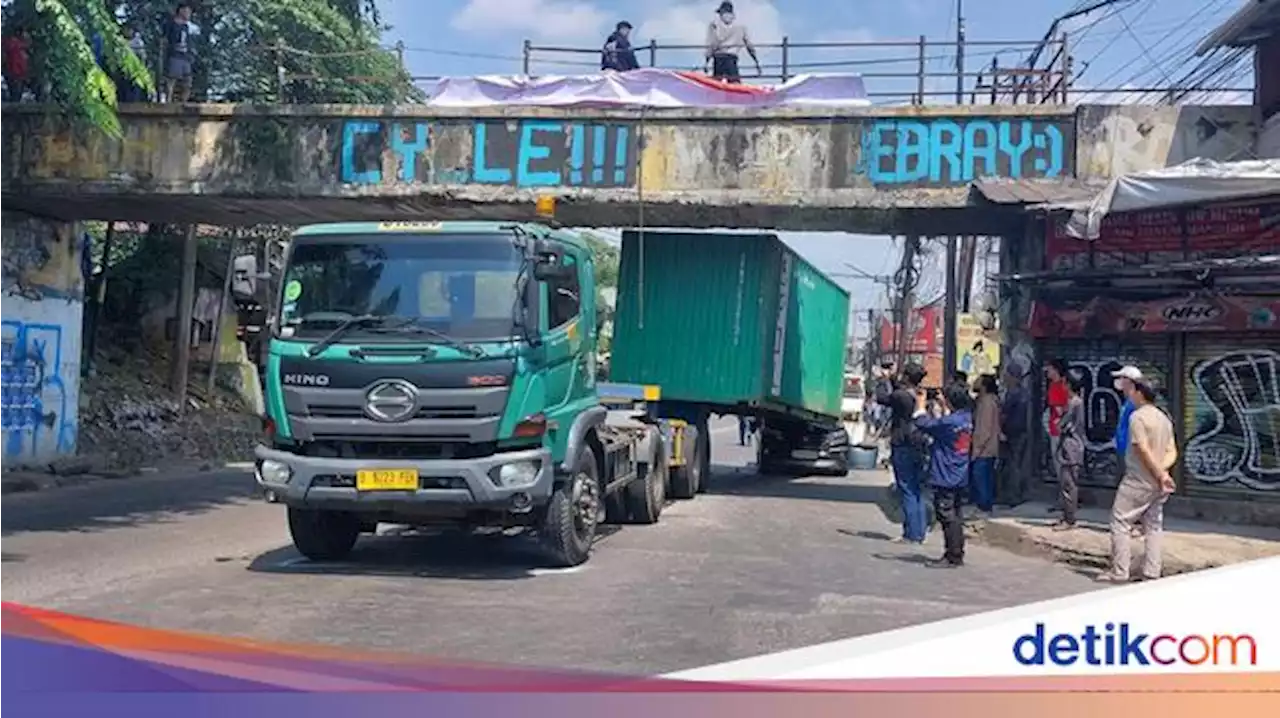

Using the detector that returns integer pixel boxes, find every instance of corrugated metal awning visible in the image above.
[1196,0,1280,55]
[969,177,1105,208]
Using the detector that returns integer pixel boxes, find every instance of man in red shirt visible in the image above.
[1044,359,1070,511]
[2,27,32,102]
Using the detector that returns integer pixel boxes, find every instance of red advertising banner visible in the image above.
[1044,199,1280,271]
[1029,295,1280,338]
[880,305,940,355]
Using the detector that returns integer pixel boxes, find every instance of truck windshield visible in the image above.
[279,234,524,342]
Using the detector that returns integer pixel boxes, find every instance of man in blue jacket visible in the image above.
[916,382,974,568]
[1113,365,1141,462]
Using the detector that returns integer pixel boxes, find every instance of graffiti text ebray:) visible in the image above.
[860,118,1067,186]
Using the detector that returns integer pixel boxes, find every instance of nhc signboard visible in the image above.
[1029,295,1280,338]
[880,305,940,355]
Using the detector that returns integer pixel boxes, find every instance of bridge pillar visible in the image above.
[1,213,86,466]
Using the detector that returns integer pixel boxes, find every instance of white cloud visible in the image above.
[451,0,609,43]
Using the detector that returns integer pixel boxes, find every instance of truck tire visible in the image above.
[695,420,712,493]
[540,448,600,567]
[288,508,360,561]
[626,437,667,524]
[669,426,701,499]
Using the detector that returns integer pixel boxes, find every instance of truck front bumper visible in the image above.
[253,444,555,514]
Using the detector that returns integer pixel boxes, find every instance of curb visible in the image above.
[1,461,253,496]
[974,519,1202,576]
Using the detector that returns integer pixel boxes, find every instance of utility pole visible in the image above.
[171,224,198,412]
[943,235,959,380]
[955,0,966,104]
[894,236,921,370]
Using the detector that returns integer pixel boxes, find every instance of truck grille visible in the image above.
[307,404,481,420]
[299,439,500,461]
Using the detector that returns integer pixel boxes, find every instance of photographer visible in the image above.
[914,382,975,568]
[877,362,929,544]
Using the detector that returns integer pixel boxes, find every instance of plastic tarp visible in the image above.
[1064,158,1280,240]
[424,68,870,108]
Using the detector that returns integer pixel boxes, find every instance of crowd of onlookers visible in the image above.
[601,2,762,83]
[2,3,198,104]
[870,356,1178,580]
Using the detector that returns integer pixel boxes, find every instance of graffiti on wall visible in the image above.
[472,120,636,188]
[340,120,433,185]
[1,320,76,459]
[1046,356,1168,486]
[1184,349,1280,492]
[857,118,1069,186]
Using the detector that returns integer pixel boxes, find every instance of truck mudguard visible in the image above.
[559,404,608,474]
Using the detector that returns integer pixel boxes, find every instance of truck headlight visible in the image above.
[258,459,292,485]
[490,460,540,489]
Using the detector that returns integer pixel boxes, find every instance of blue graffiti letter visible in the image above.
[962,120,998,180]
[341,121,382,184]
[894,121,929,184]
[861,121,898,184]
[928,120,963,184]
[473,122,512,184]
[390,122,429,183]
[517,120,563,187]
[998,121,1034,179]
[1033,125,1064,177]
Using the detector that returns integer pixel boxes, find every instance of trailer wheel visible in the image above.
[540,448,600,567]
[626,435,667,524]
[288,508,360,561]
[669,426,701,499]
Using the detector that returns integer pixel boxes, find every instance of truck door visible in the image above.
[542,253,590,414]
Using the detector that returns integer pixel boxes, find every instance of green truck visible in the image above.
[253,218,849,567]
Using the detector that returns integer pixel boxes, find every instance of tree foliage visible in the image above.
[6,0,417,137]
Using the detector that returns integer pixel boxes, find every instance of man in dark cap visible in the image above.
[705,2,760,83]
[602,21,640,72]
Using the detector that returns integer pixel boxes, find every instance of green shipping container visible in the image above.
[610,231,850,420]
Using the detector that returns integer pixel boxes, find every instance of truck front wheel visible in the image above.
[540,449,600,567]
[288,508,360,561]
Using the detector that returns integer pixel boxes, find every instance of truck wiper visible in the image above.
[303,313,387,357]
[366,318,486,358]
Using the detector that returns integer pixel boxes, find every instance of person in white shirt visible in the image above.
[704,2,760,83]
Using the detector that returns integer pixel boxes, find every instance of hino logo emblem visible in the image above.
[282,373,330,386]
[365,380,419,422]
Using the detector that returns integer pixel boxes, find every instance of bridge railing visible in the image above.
[522,36,1075,105]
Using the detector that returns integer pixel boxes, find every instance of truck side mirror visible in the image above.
[532,240,573,281]
[232,254,258,298]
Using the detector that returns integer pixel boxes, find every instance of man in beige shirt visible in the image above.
[1098,370,1177,583]
[705,2,761,83]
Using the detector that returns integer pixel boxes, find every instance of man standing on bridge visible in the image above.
[705,2,760,83]
[162,3,197,103]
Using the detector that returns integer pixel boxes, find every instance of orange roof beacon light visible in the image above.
[535,195,556,220]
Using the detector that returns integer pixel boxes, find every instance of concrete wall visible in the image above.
[2,103,1259,233]
[1,213,85,467]
[1075,104,1258,179]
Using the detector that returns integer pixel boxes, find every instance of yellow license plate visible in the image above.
[356,469,419,491]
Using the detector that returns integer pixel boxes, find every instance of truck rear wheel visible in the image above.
[669,426,702,499]
[540,448,600,567]
[288,508,360,561]
[626,437,667,524]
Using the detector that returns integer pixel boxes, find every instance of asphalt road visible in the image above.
[2,417,1099,675]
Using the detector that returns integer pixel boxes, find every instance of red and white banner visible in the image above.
[1029,295,1280,338]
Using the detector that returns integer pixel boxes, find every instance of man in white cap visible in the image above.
[1097,366,1177,583]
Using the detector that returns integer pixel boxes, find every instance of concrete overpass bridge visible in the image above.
[0,98,1263,467]
[0,102,1260,235]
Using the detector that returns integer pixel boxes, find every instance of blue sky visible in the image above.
[375,0,1251,329]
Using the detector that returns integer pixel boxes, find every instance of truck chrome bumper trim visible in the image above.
[253,444,554,508]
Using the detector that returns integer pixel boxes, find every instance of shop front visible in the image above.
[1028,192,1280,500]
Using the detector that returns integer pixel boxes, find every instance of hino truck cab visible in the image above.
[254,219,675,567]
